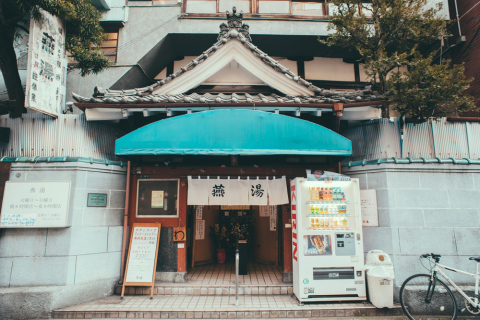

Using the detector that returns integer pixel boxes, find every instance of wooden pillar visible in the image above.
[282,206,293,274]
[177,177,188,273]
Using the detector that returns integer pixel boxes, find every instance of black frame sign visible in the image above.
[87,193,107,207]
[136,179,179,217]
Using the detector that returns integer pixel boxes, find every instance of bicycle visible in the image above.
[400,253,480,320]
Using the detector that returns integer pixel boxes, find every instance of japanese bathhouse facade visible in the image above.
[72,8,373,284]
[3,0,480,319]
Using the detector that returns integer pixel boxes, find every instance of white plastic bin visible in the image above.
[365,250,394,308]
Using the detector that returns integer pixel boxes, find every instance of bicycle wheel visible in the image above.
[400,274,457,320]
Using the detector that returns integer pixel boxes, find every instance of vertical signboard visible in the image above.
[121,223,161,299]
[25,7,67,117]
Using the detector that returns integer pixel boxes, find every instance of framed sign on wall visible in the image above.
[136,179,179,217]
[0,181,71,228]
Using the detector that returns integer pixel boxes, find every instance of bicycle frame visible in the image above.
[431,261,480,309]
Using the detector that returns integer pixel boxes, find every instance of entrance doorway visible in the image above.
[187,205,283,282]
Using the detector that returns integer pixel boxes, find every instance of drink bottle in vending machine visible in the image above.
[290,178,366,302]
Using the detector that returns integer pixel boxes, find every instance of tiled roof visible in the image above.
[72,7,379,105]
[72,90,378,105]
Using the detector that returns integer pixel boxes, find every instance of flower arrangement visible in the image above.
[209,223,227,249]
[226,212,254,245]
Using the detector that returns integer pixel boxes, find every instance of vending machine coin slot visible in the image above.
[335,232,355,256]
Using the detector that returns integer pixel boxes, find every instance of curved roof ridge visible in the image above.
[85,7,324,99]
[72,7,378,105]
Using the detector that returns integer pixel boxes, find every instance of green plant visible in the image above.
[321,0,476,118]
[209,224,227,249]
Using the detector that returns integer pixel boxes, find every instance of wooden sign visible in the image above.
[173,227,186,242]
[221,205,250,210]
[121,223,161,299]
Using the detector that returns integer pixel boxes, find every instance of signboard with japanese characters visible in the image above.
[269,205,277,231]
[249,179,267,205]
[259,206,269,217]
[25,8,67,117]
[195,206,203,220]
[151,191,164,208]
[270,215,277,231]
[188,176,289,206]
[360,189,379,227]
[0,181,71,228]
[195,220,205,240]
[122,223,161,298]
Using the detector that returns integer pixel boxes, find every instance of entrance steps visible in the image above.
[52,295,404,319]
[52,263,404,318]
[114,282,293,296]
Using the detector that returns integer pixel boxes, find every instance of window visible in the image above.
[100,32,119,63]
[67,31,119,65]
[184,0,328,16]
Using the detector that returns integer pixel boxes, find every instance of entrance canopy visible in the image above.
[115,110,351,156]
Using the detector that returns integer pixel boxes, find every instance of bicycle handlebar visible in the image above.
[421,253,441,262]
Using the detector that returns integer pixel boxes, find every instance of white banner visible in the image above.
[249,177,268,206]
[208,177,229,205]
[267,176,289,205]
[187,176,209,205]
[187,176,288,206]
[228,177,250,205]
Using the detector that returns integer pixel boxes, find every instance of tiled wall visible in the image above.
[0,162,126,287]
[343,163,480,286]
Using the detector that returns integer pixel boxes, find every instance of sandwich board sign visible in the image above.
[121,223,161,299]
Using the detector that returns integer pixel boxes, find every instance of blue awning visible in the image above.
[115,110,351,156]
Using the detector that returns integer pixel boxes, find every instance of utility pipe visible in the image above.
[119,160,131,284]
[453,0,462,37]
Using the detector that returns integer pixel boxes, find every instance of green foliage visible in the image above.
[209,224,228,249]
[1,0,110,76]
[322,0,476,119]
[387,55,475,120]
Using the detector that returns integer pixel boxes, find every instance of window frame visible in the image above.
[182,0,330,17]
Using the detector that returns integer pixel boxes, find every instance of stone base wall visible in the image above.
[0,162,126,319]
[342,163,480,288]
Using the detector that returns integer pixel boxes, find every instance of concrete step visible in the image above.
[52,295,404,319]
[115,283,293,296]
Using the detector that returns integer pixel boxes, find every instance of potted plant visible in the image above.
[209,224,227,264]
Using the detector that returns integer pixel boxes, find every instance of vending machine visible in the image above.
[290,178,366,302]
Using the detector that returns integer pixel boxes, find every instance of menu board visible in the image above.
[0,181,71,228]
[122,223,161,298]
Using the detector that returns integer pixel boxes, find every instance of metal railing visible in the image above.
[235,247,239,306]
